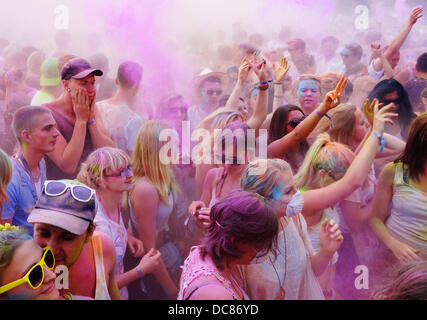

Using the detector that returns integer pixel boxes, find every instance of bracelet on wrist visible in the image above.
[315,110,334,128]
[372,132,386,152]
[88,119,95,125]
[258,83,269,91]
[259,81,269,85]
[136,266,144,278]
[315,110,324,118]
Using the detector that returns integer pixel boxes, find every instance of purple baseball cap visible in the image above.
[61,57,103,80]
[28,180,96,235]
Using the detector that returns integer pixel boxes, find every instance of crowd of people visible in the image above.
[0,5,426,300]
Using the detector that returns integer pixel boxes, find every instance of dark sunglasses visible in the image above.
[380,97,401,106]
[204,89,223,96]
[288,115,307,128]
[104,165,133,178]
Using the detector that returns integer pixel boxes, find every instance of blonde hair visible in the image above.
[77,147,131,190]
[197,107,243,132]
[132,120,179,205]
[241,158,292,201]
[319,72,342,93]
[0,149,12,213]
[295,133,355,189]
[197,107,244,162]
[314,103,357,149]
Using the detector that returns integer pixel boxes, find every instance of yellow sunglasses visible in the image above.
[0,247,55,294]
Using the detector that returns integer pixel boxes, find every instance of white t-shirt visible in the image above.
[97,101,146,155]
[368,60,385,81]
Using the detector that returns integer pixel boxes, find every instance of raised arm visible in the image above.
[373,6,423,72]
[272,58,291,111]
[356,98,405,158]
[302,100,398,217]
[245,55,270,130]
[225,57,251,110]
[268,76,348,158]
[371,43,395,77]
[46,89,89,174]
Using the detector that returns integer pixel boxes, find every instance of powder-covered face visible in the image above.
[297,80,320,113]
[268,171,296,218]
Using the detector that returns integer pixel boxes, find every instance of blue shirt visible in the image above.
[1,156,47,236]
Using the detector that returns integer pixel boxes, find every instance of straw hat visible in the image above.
[192,68,228,104]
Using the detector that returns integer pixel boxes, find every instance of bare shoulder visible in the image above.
[132,179,159,199]
[206,167,221,182]
[190,284,235,300]
[380,162,397,183]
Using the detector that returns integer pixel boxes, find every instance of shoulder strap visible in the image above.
[394,162,404,185]
[120,192,131,230]
[91,233,111,300]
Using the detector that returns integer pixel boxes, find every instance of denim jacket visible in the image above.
[1,157,47,236]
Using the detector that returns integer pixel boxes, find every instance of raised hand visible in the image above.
[272,58,290,83]
[370,42,382,56]
[323,75,348,111]
[319,219,343,254]
[238,57,251,83]
[71,88,90,123]
[248,53,270,82]
[372,100,398,136]
[363,98,383,126]
[408,6,423,26]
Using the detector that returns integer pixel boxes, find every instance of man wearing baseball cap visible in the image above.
[28,180,121,299]
[339,42,367,79]
[43,57,114,180]
[30,57,62,106]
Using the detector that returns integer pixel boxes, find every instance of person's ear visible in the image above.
[21,130,31,144]
[95,177,105,189]
[317,169,329,186]
[62,80,71,93]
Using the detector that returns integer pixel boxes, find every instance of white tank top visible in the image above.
[385,162,427,251]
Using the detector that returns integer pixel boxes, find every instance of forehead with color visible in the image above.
[298,79,320,90]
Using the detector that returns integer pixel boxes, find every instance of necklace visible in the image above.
[215,270,244,300]
[269,217,287,299]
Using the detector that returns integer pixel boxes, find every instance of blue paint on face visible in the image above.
[297,80,319,101]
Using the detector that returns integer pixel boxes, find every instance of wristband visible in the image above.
[88,119,95,125]
[315,110,334,128]
[136,266,144,278]
[259,81,269,85]
[372,132,386,152]
[324,113,334,129]
[258,84,269,91]
[315,110,324,118]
